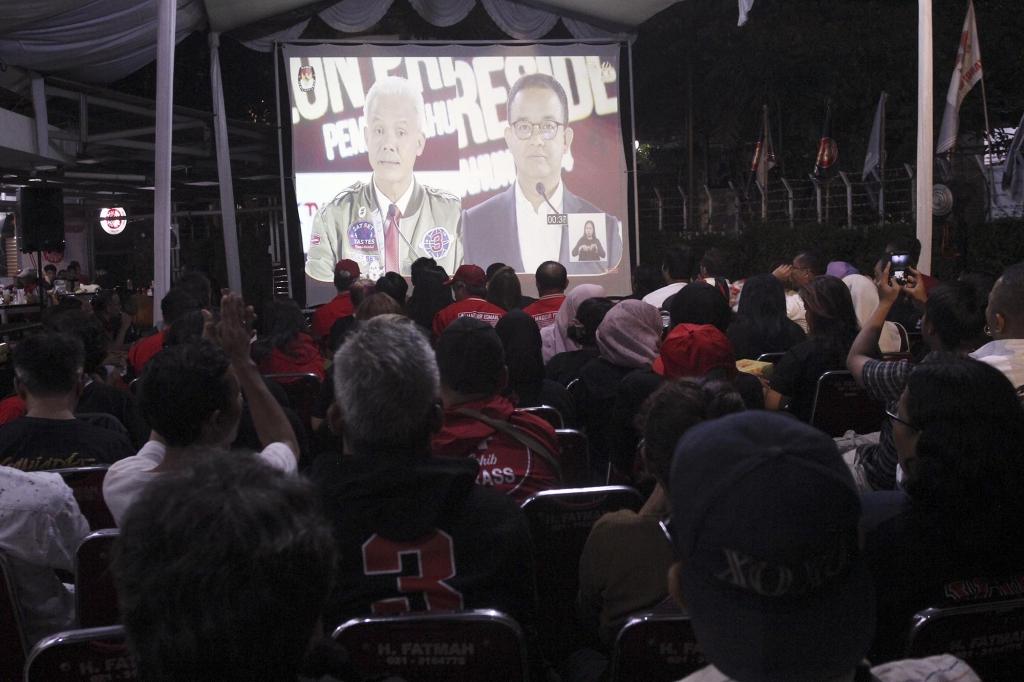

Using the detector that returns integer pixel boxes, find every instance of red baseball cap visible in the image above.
[652,323,736,379]
[444,264,486,288]
[335,259,361,280]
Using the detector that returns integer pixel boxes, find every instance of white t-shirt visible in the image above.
[970,338,1024,390]
[642,282,686,310]
[677,655,979,682]
[103,440,297,526]
[785,290,809,333]
[0,466,90,645]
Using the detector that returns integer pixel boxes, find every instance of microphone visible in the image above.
[535,182,561,216]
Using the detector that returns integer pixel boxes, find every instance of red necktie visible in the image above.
[385,204,401,273]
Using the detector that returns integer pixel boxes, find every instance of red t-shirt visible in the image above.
[0,395,26,425]
[432,395,560,502]
[432,298,506,338]
[256,334,325,381]
[127,330,166,377]
[312,292,355,340]
[521,294,565,329]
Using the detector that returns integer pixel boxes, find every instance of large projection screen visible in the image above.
[283,42,634,304]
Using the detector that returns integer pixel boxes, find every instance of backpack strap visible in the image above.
[454,407,562,481]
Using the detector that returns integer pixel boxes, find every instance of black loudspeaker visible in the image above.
[16,186,65,253]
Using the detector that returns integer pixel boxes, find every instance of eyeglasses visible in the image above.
[511,120,563,140]
[885,407,917,430]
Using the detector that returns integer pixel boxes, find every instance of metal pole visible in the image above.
[152,0,176,326]
[703,184,713,232]
[810,175,823,224]
[839,171,854,230]
[209,32,243,294]
[653,187,663,232]
[905,163,916,223]
[780,177,794,228]
[273,42,294,299]
[917,0,934,274]
[677,184,687,232]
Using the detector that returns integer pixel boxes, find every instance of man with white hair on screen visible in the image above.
[305,75,463,282]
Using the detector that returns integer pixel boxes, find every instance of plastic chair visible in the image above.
[332,609,528,682]
[75,530,120,628]
[515,405,564,429]
[24,625,134,681]
[609,610,706,682]
[261,372,321,434]
[809,370,885,437]
[520,486,644,660]
[0,552,29,682]
[52,467,115,531]
[906,596,1024,682]
[554,428,590,487]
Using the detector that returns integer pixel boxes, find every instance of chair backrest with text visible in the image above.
[809,370,885,437]
[25,625,135,681]
[53,466,114,530]
[521,486,644,659]
[0,552,28,682]
[332,609,527,682]
[609,610,706,682]
[906,598,1024,682]
[75,530,120,628]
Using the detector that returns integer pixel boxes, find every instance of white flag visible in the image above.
[863,92,887,181]
[936,0,983,154]
[738,0,755,26]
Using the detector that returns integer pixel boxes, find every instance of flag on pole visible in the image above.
[813,100,839,180]
[1002,111,1024,201]
[750,106,776,190]
[738,0,755,26]
[863,92,887,181]
[936,0,983,154]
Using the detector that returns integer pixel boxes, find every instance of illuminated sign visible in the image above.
[99,207,127,235]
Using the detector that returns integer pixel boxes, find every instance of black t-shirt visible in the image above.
[313,454,536,630]
[726,317,806,361]
[0,416,134,470]
[545,348,599,387]
[769,336,850,422]
[78,381,149,449]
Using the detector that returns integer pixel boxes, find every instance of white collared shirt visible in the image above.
[0,466,90,645]
[970,338,1024,389]
[515,180,564,273]
[373,177,415,218]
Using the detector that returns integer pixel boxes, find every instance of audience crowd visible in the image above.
[0,240,1020,682]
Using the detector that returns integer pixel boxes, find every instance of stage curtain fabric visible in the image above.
[317,0,395,32]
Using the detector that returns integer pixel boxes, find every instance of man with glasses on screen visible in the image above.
[305,76,463,282]
[462,73,621,276]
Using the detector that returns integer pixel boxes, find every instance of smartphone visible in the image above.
[889,252,910,285]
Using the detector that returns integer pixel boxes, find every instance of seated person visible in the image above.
[432,317,561,502]
[313,315,536,629]
[864,356,1024,662]
[113,455,341,682]
[766,275,859,422]
[253,299,325,381]
[667,411,981,682]
[970,261,1024,391]
[0,465,89,645]
[127,288,200,377]
[47,309,149,448]
[495,310,575,424]
[375,271,409,307]
[541,283,606,366]
[432,265,506,338]
[578,378,744,649]
[522,261,568,329]
[103,293,299,525]
[726,273,805,360]
[311,259,360,341]
[0,333,134,470]
[545,295,613,386]
[847,271,985,491]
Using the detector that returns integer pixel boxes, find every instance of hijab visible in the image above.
[596,299,663,369]
[541,283,605,363]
